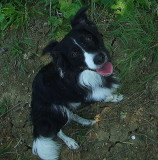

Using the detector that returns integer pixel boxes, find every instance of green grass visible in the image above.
[0,142,16,158]
[1,0,157,88]
[90,0,158,89]
[1,0,157,86]
[11,39,35,72]
[0,97,10,115]
[0,1,43,31]
[114,11,158,88]
[1,39,35,75]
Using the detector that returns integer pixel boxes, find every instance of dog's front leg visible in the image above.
[89,87,123,103]
[104,94,123,103]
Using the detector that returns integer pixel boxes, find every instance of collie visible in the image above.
[31,6,123,160]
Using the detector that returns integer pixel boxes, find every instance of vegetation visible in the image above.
[103,0,158,89]
[1,0,157,88]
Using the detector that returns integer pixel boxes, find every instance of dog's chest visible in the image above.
[79,70,103,88]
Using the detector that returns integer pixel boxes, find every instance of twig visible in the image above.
[0,152,16,157]
[14,138,22,148]
[142,118,156,128]
[120,141,134,145]
[108,149,129,159]
[135,134,158,146]
[101,116,120,121]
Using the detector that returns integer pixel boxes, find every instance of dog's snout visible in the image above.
[94,53,105,65]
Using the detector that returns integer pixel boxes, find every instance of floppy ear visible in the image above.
[43,41,67,77]
[54,53,67,78]
[71,6,91,28]
[42,40,58,55]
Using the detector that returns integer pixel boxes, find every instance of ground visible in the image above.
[0,20,158,160]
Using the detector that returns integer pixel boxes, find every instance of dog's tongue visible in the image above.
[96,62,113,75]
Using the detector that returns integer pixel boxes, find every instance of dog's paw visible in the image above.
[111,94,123,103]
[66,138,80,150]
[82,120,96,126]
[90,120,97,125]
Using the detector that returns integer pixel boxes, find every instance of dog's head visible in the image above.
[43,6,113,77]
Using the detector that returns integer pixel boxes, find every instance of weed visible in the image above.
[1,38,35,75]
[0,97,10,115]
[10,40,29,73]
[139,72,158,88]
[0,142,16,158]
[1,0,157,87]
[47,0,83,39]
[0,1,43,31]
[93,0,158,90]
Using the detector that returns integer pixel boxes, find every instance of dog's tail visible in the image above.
[32,136,61,160]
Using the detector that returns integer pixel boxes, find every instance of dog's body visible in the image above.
[31,7,123,160]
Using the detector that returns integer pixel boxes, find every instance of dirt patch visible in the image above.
[60,88,158,160]
[1,57,158,160]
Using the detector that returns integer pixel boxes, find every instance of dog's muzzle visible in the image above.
[93,53,105,65]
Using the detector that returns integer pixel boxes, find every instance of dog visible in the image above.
[31,6,123,160]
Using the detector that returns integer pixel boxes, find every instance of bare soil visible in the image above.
[0,21,158,160]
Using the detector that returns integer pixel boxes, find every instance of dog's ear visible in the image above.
[54,54,67,78]
[42,41,58,55]
[71,6,90,28]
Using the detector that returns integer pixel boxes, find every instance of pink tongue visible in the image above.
[96,62,113,75]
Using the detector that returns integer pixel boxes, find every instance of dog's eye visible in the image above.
[71,47,80,57]
[85,34,93,41]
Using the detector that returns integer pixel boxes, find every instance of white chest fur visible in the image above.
[79,70,103,88]
[79,70,119,101]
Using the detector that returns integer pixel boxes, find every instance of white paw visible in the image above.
[89,120,96,126]
[82,120,96,126]
[111,94,123,103]
[65,138,80,150]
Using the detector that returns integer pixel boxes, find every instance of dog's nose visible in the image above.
[94,53,105,65]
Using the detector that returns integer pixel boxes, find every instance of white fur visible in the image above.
[109,94,124,102]
[72,38,98,69]
[58,68,64,78]
[72,38,85,52]
[68,102,81,110]
[32,136,60,160]
[55,106,96,126]
[57,130,79,150]
[90,87,113,101]
[79,70,122,102]
[84,52,96,69]
[71,114,96,126]
[79,70,103,88]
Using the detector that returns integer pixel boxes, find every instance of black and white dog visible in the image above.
[31,7,123,160]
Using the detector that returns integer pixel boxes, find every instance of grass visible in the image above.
[87,1,158,92]
[0,142,16,158]
[95,1,158,91]
[114,11,158,89]
[1,37,36,75]
[0,97,10,116]
[0,1,43,32]
[1,0,156,84]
